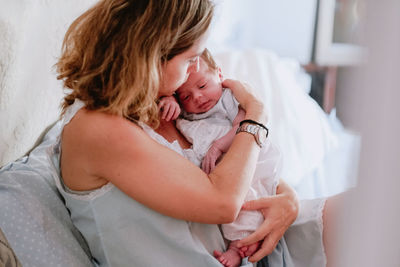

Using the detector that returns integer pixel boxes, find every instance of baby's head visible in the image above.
[176,49,223,114]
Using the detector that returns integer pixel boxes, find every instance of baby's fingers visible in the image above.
[158,102,168,119]
[165,104,177,121]
[201,156,215,174]
[161,103,171,120]
[201,157,210,174]
[171,104,181,120]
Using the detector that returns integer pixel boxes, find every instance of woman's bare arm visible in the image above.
[61,80,267,225]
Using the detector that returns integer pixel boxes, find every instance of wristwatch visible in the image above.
[236,122,268,148]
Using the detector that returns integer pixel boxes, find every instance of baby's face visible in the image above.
[176,59,223,114]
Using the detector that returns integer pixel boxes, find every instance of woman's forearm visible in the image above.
[209,130,263,220]
[208,105,266,220]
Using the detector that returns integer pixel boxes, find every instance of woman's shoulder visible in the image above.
[61,109,147,190]
[63,108,148,155]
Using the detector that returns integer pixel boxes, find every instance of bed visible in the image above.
[0,1,360,266]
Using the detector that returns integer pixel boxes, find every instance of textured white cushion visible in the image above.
[0,0,97,167]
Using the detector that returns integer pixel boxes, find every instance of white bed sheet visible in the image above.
[214,49,359,198]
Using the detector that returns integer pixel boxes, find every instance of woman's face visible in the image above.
[159,34,209,97]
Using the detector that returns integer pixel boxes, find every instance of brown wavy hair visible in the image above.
[56,0,214,127]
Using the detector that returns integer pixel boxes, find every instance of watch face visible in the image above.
[236,123,268,147]
[257,127,268,147]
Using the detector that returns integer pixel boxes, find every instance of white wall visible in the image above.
[332,1,400,266]
[208,0,317,64]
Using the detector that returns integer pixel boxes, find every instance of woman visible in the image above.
[55,0,333,266]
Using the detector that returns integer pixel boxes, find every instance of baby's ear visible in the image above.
[218,67,223,81]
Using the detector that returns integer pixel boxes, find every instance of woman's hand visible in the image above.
[236,180,299,262]
[222,79,267,124]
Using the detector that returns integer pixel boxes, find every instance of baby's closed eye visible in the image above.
[199,83,207,89]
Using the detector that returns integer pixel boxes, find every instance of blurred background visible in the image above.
[0,0,398,265]
[207,0,400,266]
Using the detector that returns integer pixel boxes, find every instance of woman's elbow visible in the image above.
[216,197,242,224]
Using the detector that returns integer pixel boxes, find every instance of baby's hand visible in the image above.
[158,96,181,121]
[201,145,223,174]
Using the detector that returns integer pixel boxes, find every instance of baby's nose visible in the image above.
[193,92,203,102]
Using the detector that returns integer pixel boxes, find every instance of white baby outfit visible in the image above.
[177,89,281,240]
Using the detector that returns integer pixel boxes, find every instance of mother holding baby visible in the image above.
[55,0,339,266]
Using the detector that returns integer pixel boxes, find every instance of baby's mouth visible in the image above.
[198,100,212,110]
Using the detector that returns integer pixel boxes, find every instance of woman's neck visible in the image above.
[155,119,191,149]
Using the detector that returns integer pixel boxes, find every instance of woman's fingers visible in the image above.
[237,219,273,247]
[244,190,298,225]
[222,79,254,110]
[242,196,274,211]
[222,78,266,124]
[238,223,287,262]
[248,231,281,262]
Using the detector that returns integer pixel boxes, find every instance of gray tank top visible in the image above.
[52,99,229,267]
[52,100,327,267]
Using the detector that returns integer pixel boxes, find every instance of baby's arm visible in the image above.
[158,95,181,121]
[202,108,246,174]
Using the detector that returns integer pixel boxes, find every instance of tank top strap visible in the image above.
[62,99,86,127]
